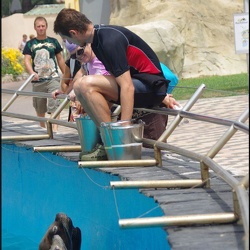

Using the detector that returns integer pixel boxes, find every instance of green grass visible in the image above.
[171,73,249,100]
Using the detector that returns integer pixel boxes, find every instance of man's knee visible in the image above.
[74,76,94,95]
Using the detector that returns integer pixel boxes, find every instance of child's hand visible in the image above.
[165,94,181,109]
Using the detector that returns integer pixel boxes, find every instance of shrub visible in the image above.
[1,48,24,78]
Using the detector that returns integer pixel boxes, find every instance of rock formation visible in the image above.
[109,0,248,78]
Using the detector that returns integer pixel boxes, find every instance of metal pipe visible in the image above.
[50,93,71,119]
[202,156,239,189]
[206,125,238,159]
[206,108,249,159]
[119,213,237,228]
[2,111,77,129]
[234,122,249,134]
[33,145,81,152]
[233,184,249,250]
[155,141,204,162]
[112,105,121,116]
[234,185,249,232]
[2,74,34,111]
[110,179,203,189]
[2,111,50,123]
[152,142,244,192]
[1,89,68,99]
[239,173,249,189]
[154,141,240,190]
[46,117,77,128]
[158,83,206,142]
[188,110,247,131]
[141,107,248,134]
[78,159,158,168]
[2,134,50,141]
[234,108,249,134]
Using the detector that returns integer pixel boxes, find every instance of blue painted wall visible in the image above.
[2,144,170,250]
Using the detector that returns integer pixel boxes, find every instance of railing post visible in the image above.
[232,190,241,224]
[200,162,210,188]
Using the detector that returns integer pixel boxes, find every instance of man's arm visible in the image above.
[62,66,85,94]
[115,70,135,121]
[56,52,65,75]
[23,54,39,81]
[60,65,71,93]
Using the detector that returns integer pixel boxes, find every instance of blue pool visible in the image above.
[2,144,171,250]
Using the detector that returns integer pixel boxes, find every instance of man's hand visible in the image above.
[31,72,39,81]
[52,89,63,99]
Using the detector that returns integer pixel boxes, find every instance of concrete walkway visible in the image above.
[167,95,249,177]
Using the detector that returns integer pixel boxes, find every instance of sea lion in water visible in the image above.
[39,213,81,250]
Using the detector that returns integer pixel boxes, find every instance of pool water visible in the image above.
[2,144,171,250]
[2,230,37,250]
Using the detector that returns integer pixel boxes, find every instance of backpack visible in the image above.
[160,62,178,94]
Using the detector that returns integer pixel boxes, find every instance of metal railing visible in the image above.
[2,74,77,141]
[1,76,249,249]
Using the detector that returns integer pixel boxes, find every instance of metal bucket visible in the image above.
[100,120,144,160]
[107,120,144,145]
[112,143,142,160]
[76,116,101,153]
[99,126,115,160]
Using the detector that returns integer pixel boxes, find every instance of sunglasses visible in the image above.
[76,47,86,57]
[70,46,86,59]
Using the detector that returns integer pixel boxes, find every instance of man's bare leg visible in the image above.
[73,75,118,128]
[37,112,46,128]
[73,75,120,160]
[51,114,60,132]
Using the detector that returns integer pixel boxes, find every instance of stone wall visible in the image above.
[109,0,248,78]
[127,20,185,78]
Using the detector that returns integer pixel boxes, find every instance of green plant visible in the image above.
[1,47,24,77]
[172,73,249,100]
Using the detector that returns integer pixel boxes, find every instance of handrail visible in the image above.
[206,109,249,159]
[159,83,206,142]
[142,108,249,133]
[2,88,68,99]
[1,111,77,129]
[1,79,249,249]
[1,76,76,138]
[2,74,35,111]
